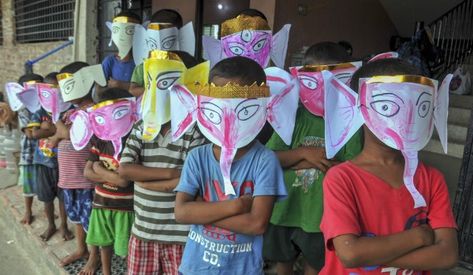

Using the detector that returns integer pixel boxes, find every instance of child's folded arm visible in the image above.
[331,224,434,269]
[128,83,144,97]
[275,147,335,172]
[118,164,180,181]
[386,227,458,270]
[32,121,55,139]
[135,178,179,192]
[84,161,106,183]
[92,161,129,187]
[174,192,251,225]
[212,195,276,235]
[53,120,70,140]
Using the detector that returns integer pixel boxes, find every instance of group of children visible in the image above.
[8,7,458,275]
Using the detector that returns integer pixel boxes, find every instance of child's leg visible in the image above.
[80,244,100,275]
[276,262,296,275]
[40,201,56,241]
[100,246,113,275]
[293,231,324,275]
[58,197,74,241]
[263,224,300,275]
[77,189,100,275]
[36,165,57,241]
[21,196,34,224]
[20,165,35,224]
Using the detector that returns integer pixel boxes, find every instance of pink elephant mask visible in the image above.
[70,99,138,159]
[323,72,452,208]
[171,67,299,195]
[290,62,361,117]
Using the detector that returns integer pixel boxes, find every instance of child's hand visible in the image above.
[24,128,34,138]
[235,195,253,214]
[300,147,338,173]
[413,224,435,247]
[92,161,105,172]
[108,78,120,88]
[48,136,60,147]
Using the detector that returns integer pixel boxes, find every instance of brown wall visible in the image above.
[152,0,197,24]
[250,0,276,28]
[274,0,398,65]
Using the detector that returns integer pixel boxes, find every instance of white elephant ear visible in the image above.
[5,82,25,111]
[179,22,196,56]
[434,74,452,154]
[105,21,113,46]
[270,24,291,68]
[170,84,197,141]
[368,51,399,62]
[265,67,299,145]
[323,70,364,159]
[69,110,93,151]
[202,35,223,68]
[17,86,40,113]
[132,24,148,66]
[78,64,107,88]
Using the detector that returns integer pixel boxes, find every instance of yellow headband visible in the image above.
[148,22,174,30]
[188,82,270,99]
[366,75,435,88]
[300,62,357,72]
[113,16,137,23]
[148,50,182,61]
[56,73,73,82]
[90,99,130,111]
[221,15,270,37]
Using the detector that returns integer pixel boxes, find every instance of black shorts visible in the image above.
[263,224,325,270]
[35,165,62,203]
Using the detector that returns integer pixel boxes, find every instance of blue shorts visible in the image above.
[63,189,94,232]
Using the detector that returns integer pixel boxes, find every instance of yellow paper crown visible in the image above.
[221,15,270,37]
[187,82,270,99]
[367,75,435,88]
[300,62,356,72]
[148,50,182,61]
[56,73,73,81]
[148,22,174,30]
[113,16,137,23]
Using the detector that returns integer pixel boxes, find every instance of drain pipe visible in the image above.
[24,37,74,74]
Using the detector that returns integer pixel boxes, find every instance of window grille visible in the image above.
[0,8,3,45]
[14,0,75,43]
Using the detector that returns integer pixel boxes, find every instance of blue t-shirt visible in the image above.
[101,55,135,82]
[32,109,58,168]
[175,141,287,275]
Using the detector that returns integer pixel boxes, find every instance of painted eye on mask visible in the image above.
[299,75,318,90]
[370,100,400,117]
[228,43,245,56]
[200,102,223,125]
[146,38,158,50]
[94,115,105,125]
[62,79,75,95]
[161,35,177,50]
[417,100,431,118]
[113,106,130,120]
[240,30,253,42]
[112,26,119,34]
[334,72,352,84]
[252,38,267,52]
[41,91,51,98]
[156,71,182,90]
[236,101,261,121]
[125,26,135,35]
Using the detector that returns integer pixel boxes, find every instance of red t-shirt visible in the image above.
[320,161,456,275]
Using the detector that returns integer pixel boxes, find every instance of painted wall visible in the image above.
[152,0,197,24]
[273,0,398,66]
[250,0,276,28]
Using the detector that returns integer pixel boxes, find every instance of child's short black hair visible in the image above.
[170,50,198,68]
[115,10,141,23]
[18,73,43,84]
[97,88,131,102]
[304,41,351,65]
[150,9,183,28]
[338,40,353,56]
[238,9,267,21]
[44,72,59,84]
[210,56,266,85]
[350,58,421,92]
[59,61,89,74]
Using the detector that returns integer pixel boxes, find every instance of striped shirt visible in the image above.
[120,121,207,244]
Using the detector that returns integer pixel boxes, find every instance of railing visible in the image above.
[429,0,473,77]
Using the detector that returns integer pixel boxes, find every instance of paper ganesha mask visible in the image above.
[202,15,291,68]
[133,22,196,66]
[69,98,138,159]
[141,50,209,141]
[57,64,107,102]
[171,67,299,196]
[290,62,362,117]
[106,16,139,59]
[324,72,452,208]
[4,81,39,112]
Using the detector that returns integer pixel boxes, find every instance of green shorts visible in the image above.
[86,208,134,257]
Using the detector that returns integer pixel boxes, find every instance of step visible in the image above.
[423,138,465,159]
[450,94,473,109]
[449,106,471,127]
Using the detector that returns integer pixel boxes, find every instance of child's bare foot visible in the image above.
[78,253,100,275]
[20,213,34,225]
[40,225,57,241]
[59,226,74,241]
[60,250,89,267]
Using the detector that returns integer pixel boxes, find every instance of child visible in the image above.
[118,53,205,275]
[96,11,141,98]
[320,59,458,274]
[17,73,43,225]
[53,62,100,274]
[128,9,183,97]
[174,57,287,274]
[263,42,362,275]
[31,72,73,241]
[84,88,134,275]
